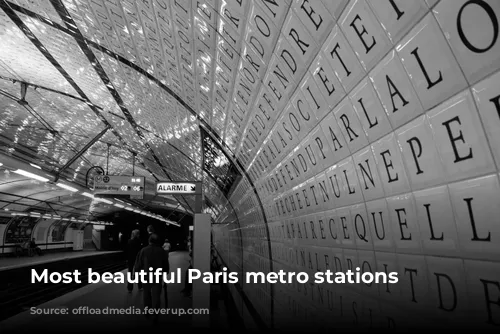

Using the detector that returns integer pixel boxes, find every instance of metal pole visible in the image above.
[54,126,110,182]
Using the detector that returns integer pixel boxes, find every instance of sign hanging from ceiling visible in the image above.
[156,181,202,195]
[94,175,145,199]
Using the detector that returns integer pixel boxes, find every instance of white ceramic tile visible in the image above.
[350,203,374,250]
[397,13,468,111]
[336,206,356,248]
[387,192,423,254]
[370,50,424,129]
[357,249,379,297]
[350,77,393,142]
[396,115,447,190]
[300,72,330,121]
[314,172,332,212]
[425,256,469,325]
[353,146,385,201]
[265,54,296,104]
[323,209,344,248]
[339,0,391,71]
[319,111,352,164]
[283,10,319,64]
[302,134,322,178]
[366,199,395,251]
[334,98,369,154]
[449,174,500,261]
[274,35,308,83]
[310,53,346,111]
[434,0,500,84]
[414,185,460,256]
[336,156,365,206]
[254,0,292,33]
[427,90,495,182]
[309,126,335,172]
[293,0,335,43]
[372,132,411,196]
[396,254,431,308]
[323,25,365,92]
[369,0,428,45]
[290,89,319,138]
[463,259,500,329]
[375,251,401,302]
[472,70,500,168]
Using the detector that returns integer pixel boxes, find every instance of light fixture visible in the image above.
[96,198,113,204]
[0,163,3,166]
[12,169,49,182]
[30,163,41,169]
[82,192,94,198]
[114,203,124,208]
[125,206,134,211]
[56,183,78,192]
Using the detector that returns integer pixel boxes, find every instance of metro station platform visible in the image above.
[0,249,121,272]
[0,251,232,333]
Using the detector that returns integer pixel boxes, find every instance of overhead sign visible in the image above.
[94,175,145,199]
[156,181,201,195]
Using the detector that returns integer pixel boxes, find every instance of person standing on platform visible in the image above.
[134,233,169,324]
[126,229,142,292]
[162,238,171,307]
[29,238,42,256]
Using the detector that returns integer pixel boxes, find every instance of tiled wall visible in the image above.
[213,0,500,330]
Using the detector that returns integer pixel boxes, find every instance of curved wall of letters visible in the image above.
[212,0,500,331]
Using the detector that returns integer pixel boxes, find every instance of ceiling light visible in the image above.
[56,183,78,192]
[12,169,49,182]
[30,212,41,216]
[30,163,41,169]
[125,206,134,211]
[82,192,94,198]
[0,163,3,166]
[97,198,113,204]
[114,203,124,208]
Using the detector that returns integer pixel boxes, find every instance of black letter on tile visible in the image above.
[435,273,457,312]
[480,279,500,325]
[389,0,405,20]
[387,75,409,113]
[457,0,498,53]
[330,43,351,76]
[358,98,378,128]
[410,47,443,90]
[442,116,473,163]
[424,204,444,241]
[350,14,376,54]
[380,150,399,183]
[406,137,424,175]
[464,197,491,241]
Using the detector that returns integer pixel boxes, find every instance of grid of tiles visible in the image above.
[215,0,500,330]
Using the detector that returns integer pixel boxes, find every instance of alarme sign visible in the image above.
[156,181,201,195]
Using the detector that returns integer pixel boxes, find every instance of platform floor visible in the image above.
[0,251,226,333]
[0,249,121,271]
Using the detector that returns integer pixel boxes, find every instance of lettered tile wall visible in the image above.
[218,0,500,330]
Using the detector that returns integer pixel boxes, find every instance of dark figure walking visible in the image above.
[126,229,142,292]
[135,233,170,324]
